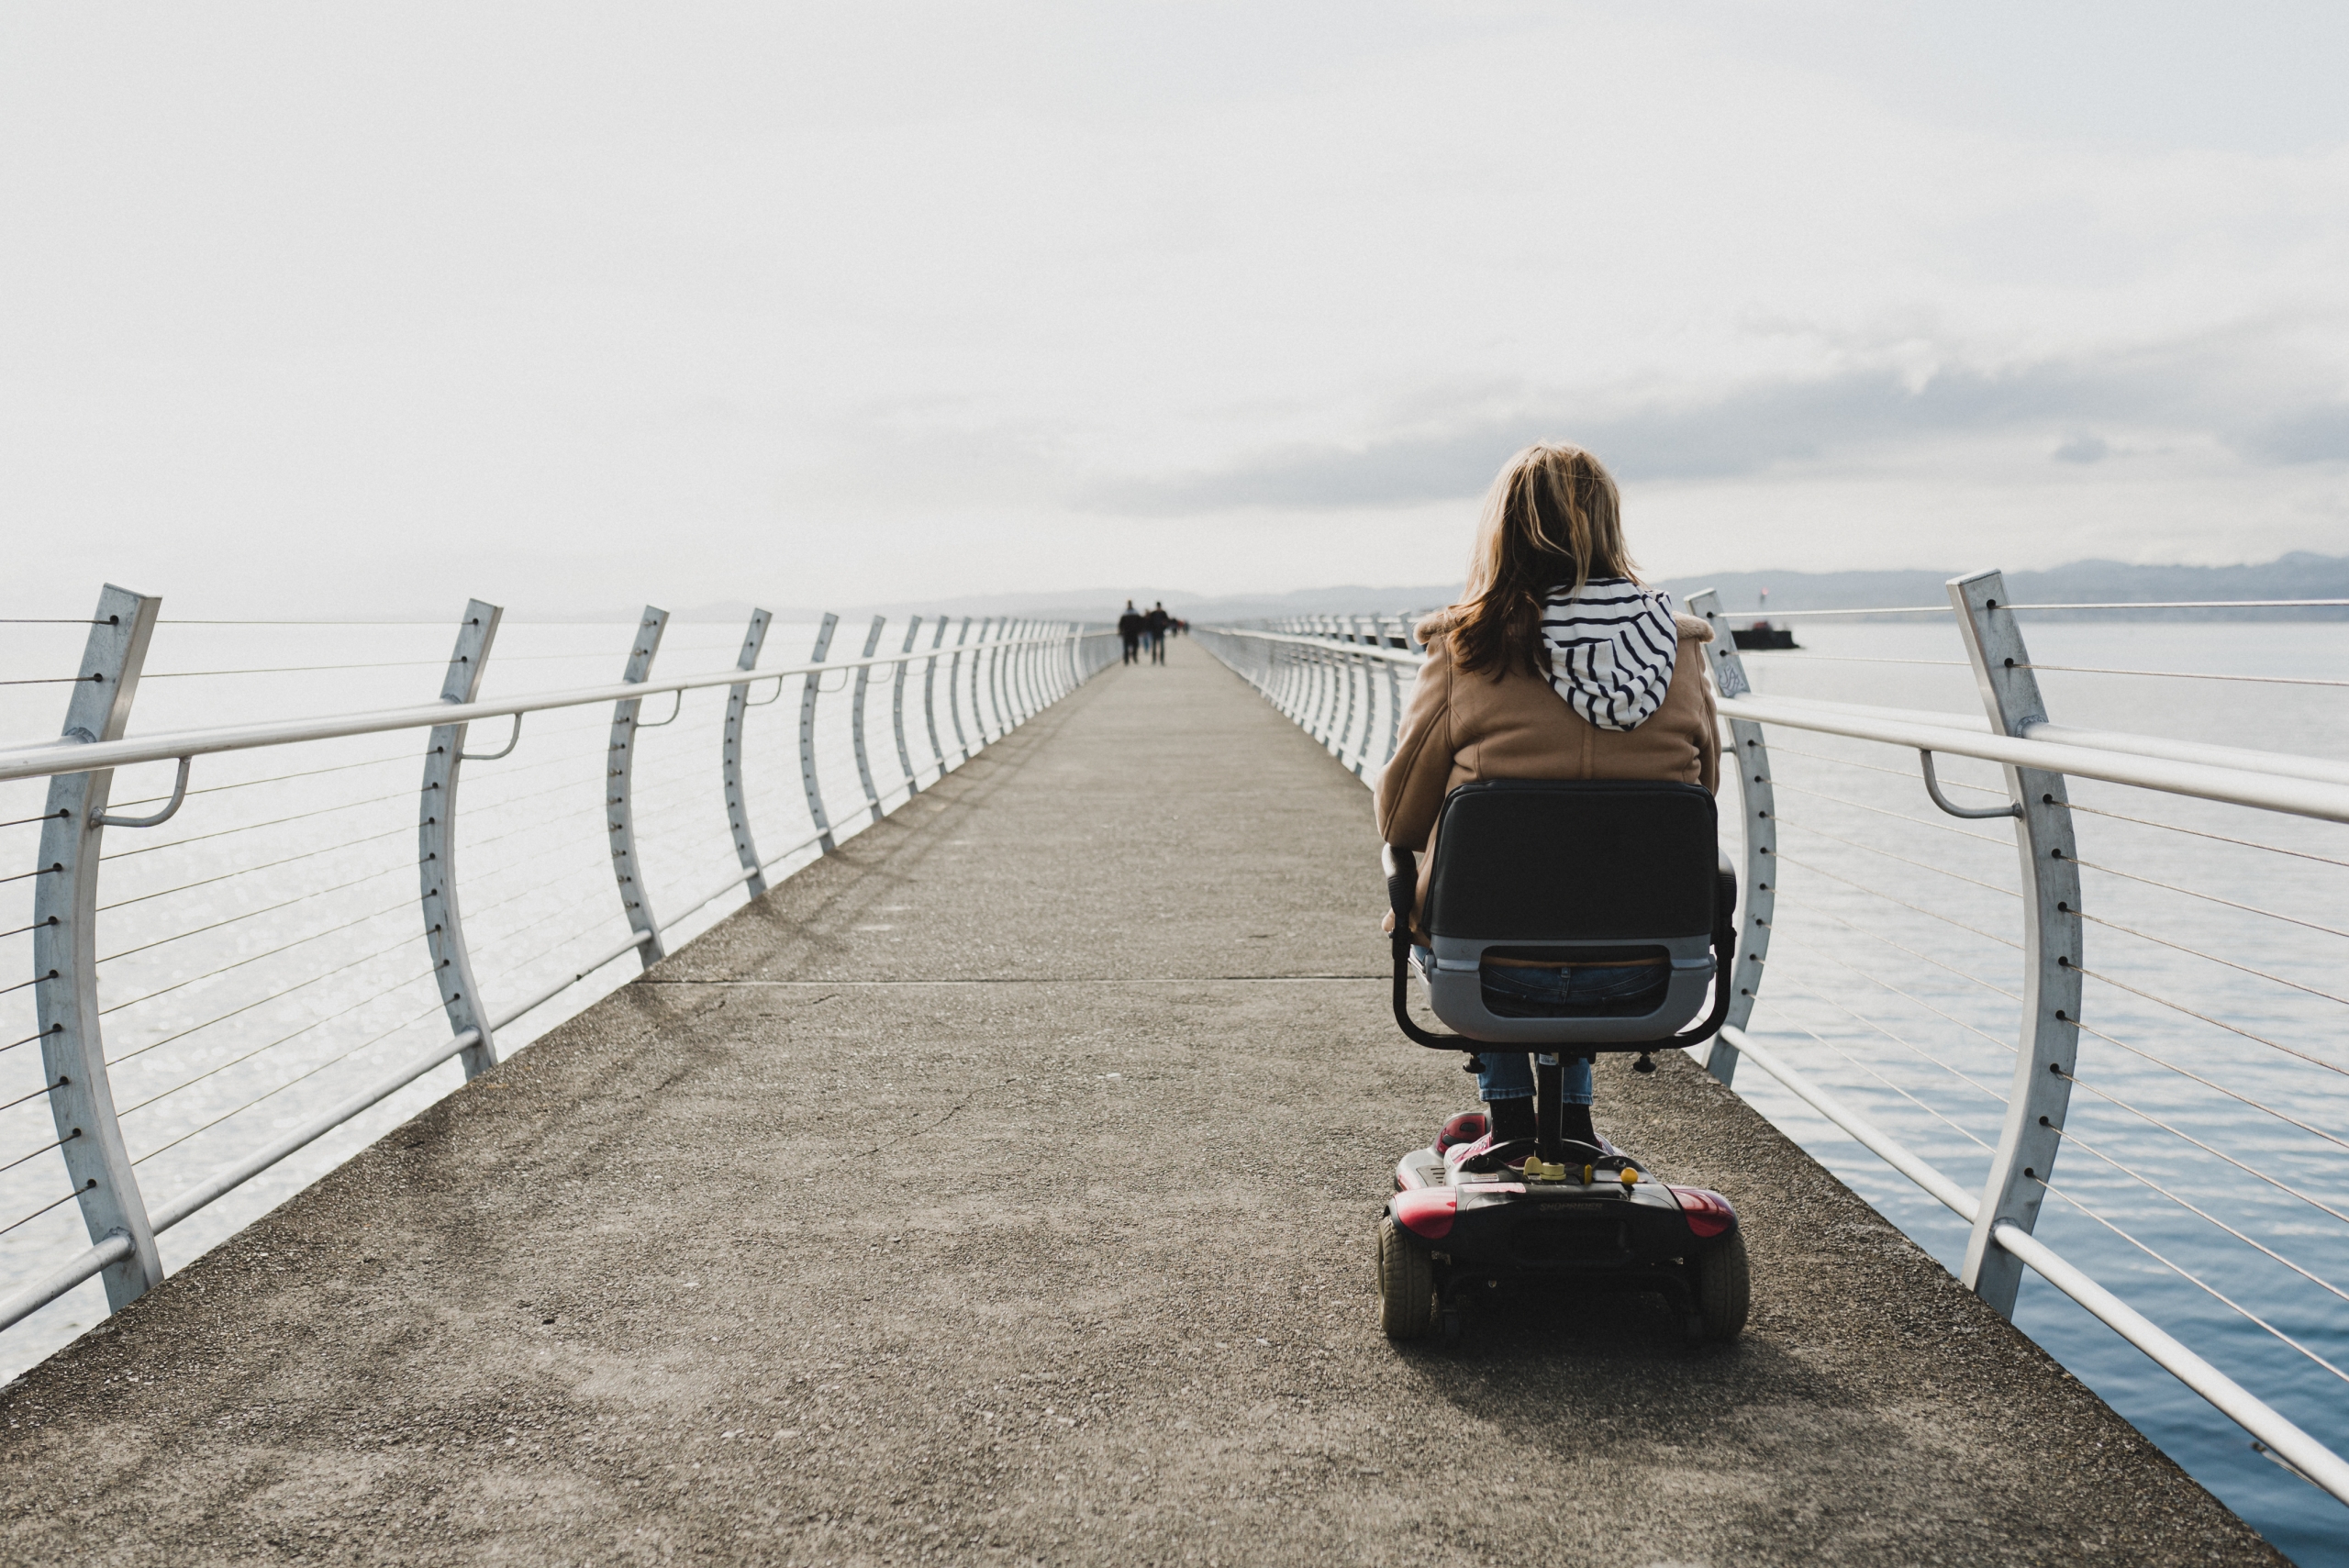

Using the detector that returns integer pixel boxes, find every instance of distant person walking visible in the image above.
[1118,601,1144,665]
[1145,603,1171,664]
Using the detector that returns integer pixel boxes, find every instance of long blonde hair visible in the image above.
[1451,443,1637,679]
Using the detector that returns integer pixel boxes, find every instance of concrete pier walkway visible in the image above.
[0,639,2283,1565]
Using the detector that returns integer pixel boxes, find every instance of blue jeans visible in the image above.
[1414,948,1666,1104]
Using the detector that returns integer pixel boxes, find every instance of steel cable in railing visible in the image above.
[2032,1169,2349,1385]
[0,1074,66,1117]
[113,960,441,1124]
[127,989,446,1172]
[139,658,471,679]
[95,887,419,1022]
[95,824,414,915]
[1768,946,2013,1102]
[0,1179,95,1239]
[0,1130,81,1177]
[1768,777,2016,846]
[95,861,411,968]
[2075,1018,2349,1155]
[1771,815,2023,901]
[0,972,58,1001]
[468,885,638,969]
[1769,923,2020,1057]
[95,782,418,863]
[1769,851,2024,951]
[2072,959,2344,1067]
[1706,599,2349,617]
[470,892,617,963]
[101,918,432,1073]
[2019,663,2349,689]
[2066,856,2349,942]
[1749,652,1971,667]
[2056,1067,2349,1229]
[1765,740,2013,796]
[1757,990,2000,1154]
[2055,798,2349,871]
[463,848,615,919]
[2076,908,2349,1017]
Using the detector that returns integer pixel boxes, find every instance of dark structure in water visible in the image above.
[1731,619,1799,651]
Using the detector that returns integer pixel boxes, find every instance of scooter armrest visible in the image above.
[1381,845,1419,930]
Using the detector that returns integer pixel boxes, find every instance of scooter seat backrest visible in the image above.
[1418,780,1722,1046]
[1422,779,1718,942]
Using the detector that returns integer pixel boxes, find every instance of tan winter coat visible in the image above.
[1374,606,1721,940]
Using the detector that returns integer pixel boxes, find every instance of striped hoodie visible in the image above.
[1539,576,1680,731]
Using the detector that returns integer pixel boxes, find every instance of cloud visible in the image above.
[1081,335,2349,513]
[2238,406,2349,464]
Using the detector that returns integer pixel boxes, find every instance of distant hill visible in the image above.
[1163,552,2348,624]
[1657,552,2349,620]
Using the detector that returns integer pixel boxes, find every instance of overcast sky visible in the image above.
[6,2,2348,617]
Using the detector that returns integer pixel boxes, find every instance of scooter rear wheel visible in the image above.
[1376,1216,1435,1340]
[1695,1229,1751,1342]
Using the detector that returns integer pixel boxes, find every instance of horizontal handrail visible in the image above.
[1206,627,1422,666]
[1716,695,2349,824]
[0,630,1115,784]
[1707,600,2349,617]
[1714,1026,2349,1509]
[0,1236,136,1337]
[1203,628,2349,812]
[1740,695,2349,790]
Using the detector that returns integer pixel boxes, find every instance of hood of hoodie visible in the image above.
[1409,595,1710,732]
[1538,577,1682,731]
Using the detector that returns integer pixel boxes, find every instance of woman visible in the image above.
[1375,443,1720,1151]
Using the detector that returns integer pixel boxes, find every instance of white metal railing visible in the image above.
[1198,579,2349,1515]
[0,589,1118,1355]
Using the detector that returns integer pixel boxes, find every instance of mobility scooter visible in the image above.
[1377,779,1750,1345]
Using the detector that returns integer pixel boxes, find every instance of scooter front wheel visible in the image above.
[1376,1216,1435,1340]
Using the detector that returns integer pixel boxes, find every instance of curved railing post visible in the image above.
[1689,588,1775,1087]
[1008,619,1035,723]
[975,617,1000,741]
[34,584,166,1311]
[944,617,972,763]
[1333,633,1363,774]
[1308,641,1337,746]
[1023,619,1044,717]
[1953,569,2085,1318]
[1380,616,1406,765]
[923,616,950,777]
[985,618,1008,737]
[608,606,669,967]
[421,598,504,1080]
[973,617,999,745]
[799,612,841,853]
[722,608,774,897]
[851,615,886,826]
[892,616,922,797]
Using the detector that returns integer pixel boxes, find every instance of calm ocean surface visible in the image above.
[0,615,2343,1562]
